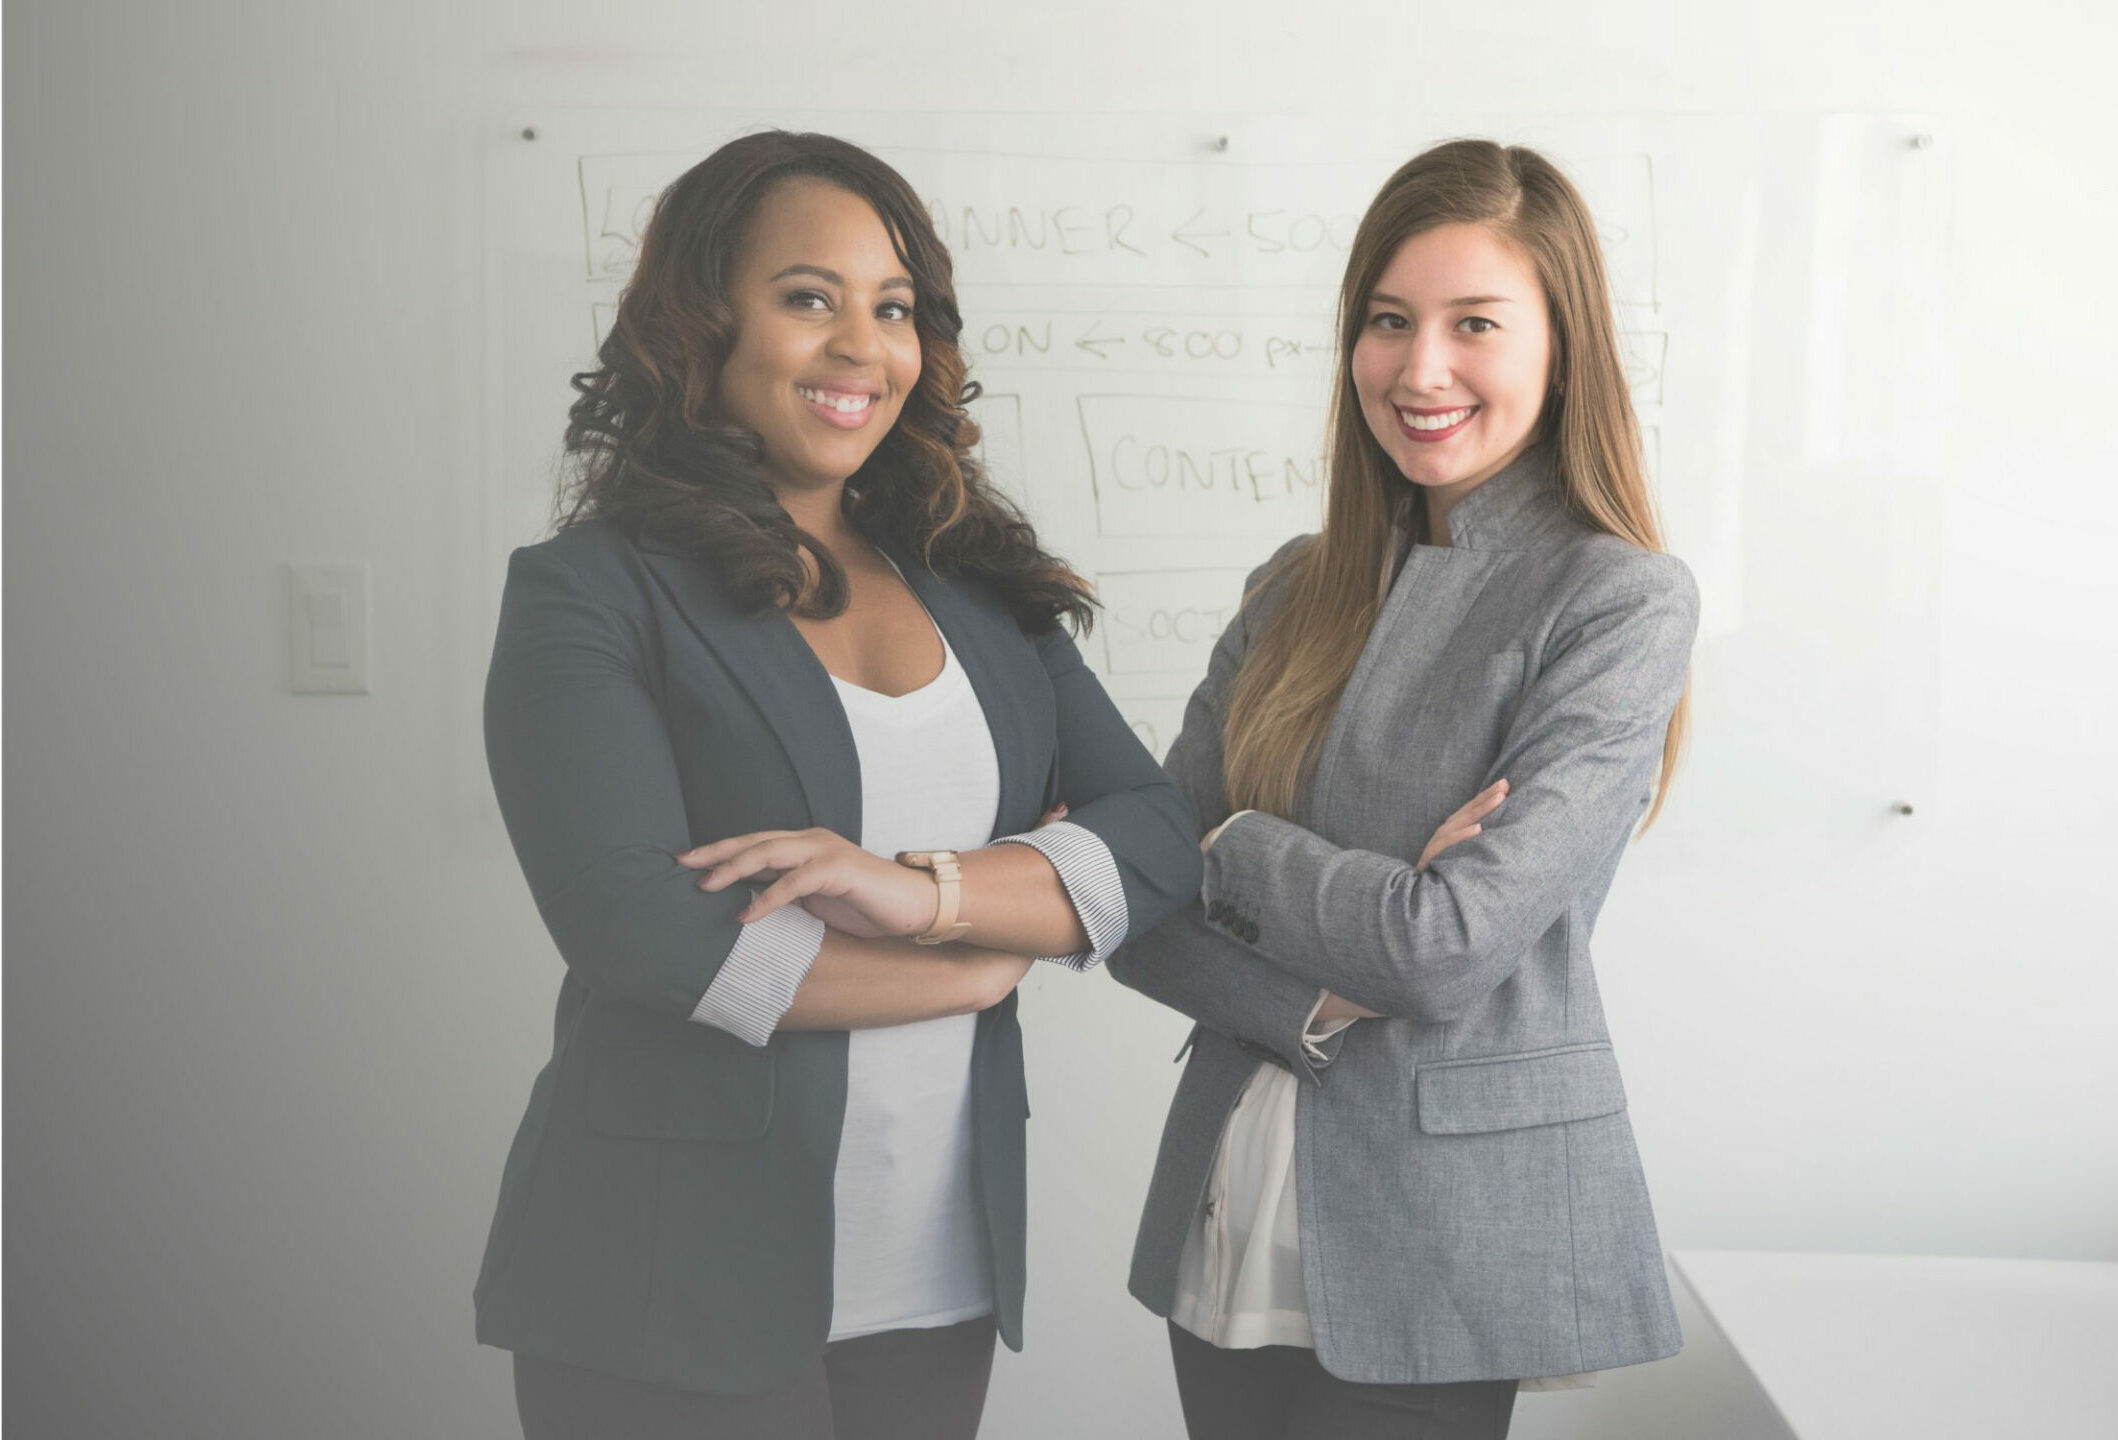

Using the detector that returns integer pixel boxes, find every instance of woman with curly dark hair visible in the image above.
[473,130,1201,1440]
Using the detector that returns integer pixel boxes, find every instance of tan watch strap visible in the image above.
[896,850,972,944]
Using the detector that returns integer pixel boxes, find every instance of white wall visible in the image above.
[7,3,2114,1437]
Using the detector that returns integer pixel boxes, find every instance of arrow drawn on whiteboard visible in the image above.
[1171,209,1231,258]
[1075,322,1125,359]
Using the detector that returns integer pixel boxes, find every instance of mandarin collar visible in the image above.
[1426,442,1570,553]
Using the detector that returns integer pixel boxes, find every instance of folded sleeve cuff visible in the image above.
[689,904,827,1047]
[991,820,1129,972]
[1201,808,1256,851]
[1300,989,1355,1067]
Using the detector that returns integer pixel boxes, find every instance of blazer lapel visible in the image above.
[635,542,863,845]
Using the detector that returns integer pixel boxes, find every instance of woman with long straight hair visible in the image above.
[1109,139,1697,1439]
[474,130,1200,1439]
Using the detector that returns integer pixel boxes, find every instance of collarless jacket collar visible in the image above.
[1429,442,1574,555]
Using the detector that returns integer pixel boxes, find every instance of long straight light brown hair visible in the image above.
[1223,139,1690,826]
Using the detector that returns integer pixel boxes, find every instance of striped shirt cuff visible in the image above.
[690,904,827,1047]
[991,820,1129,972]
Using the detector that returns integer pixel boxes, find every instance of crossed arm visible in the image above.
[679,618,1196,1041]
[677,813,1091,1035]
[484,544,1196,1044]
[1107,545,1698,1056]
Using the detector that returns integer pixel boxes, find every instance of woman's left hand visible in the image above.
[675,829,937,938]
[1418,779,1508,872]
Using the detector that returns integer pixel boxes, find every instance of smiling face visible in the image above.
[1350,222,1554,517]
[715,178,922,498]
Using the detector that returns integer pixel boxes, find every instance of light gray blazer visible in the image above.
[1107,445,1695,1384]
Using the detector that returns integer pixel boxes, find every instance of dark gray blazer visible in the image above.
[1108,447,1695,1384]
[474,517,1201,1394]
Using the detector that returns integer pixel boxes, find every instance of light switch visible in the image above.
[289,563,369,694]
[307,592,349,664]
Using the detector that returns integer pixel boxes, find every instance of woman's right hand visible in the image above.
[677,827,939,938]
[1418,779,1508,872]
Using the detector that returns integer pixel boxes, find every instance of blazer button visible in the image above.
[1206,899,1227,922]
[1240,919,1259,943]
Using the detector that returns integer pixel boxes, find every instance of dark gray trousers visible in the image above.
[1168,1322,1518,1440]
[513,1315,996,1440]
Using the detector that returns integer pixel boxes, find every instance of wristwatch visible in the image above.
[895,850,972,944]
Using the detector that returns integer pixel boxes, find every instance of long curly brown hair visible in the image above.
[558,130,1094,633]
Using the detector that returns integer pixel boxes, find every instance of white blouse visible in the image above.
[688,608,1133,1341]
[824,631,1000,1340]
[1170,1058,1313,1348]
[1168,994,1343,1351]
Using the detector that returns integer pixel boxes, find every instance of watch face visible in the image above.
[896,850,957,868]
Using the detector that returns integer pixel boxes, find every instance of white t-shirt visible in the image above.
[824,628,1001,1341]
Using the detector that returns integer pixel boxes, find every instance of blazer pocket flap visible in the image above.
[584,1042,777,1143]
[1416,1043,1626,1135]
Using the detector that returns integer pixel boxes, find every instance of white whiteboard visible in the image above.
[484,110,1948,805]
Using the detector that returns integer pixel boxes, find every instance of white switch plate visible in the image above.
[289,563,369,694]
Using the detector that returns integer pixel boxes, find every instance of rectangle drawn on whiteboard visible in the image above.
[1079,394,1326,539]
[1097,567,1250,677]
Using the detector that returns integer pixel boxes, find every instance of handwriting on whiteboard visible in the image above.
[957,310,1335,375]
[1077,395,1327,539]
[1097,568,1250,676]
[575,149,1662,307]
